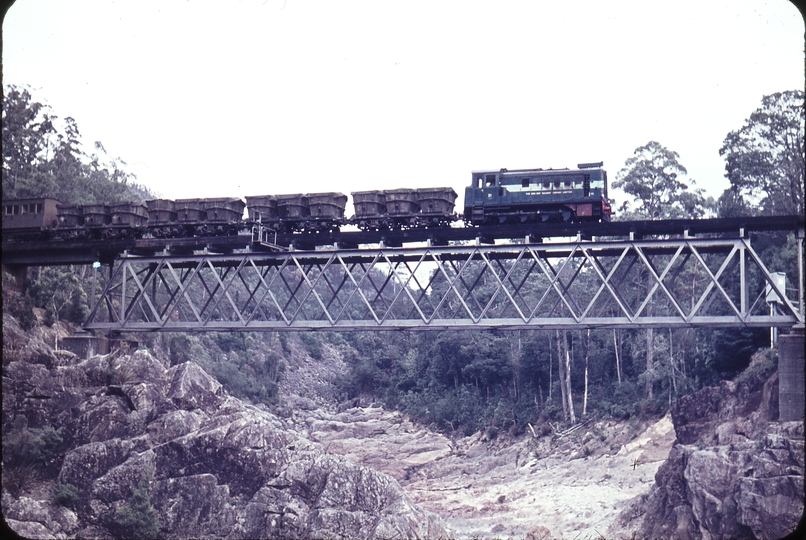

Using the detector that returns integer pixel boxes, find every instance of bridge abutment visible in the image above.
[778,323,805,421]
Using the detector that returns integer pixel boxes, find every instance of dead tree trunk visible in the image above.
[583,329,590,416]
[555,330,569,420]
[564,331,575,424]
[613,328,622,385]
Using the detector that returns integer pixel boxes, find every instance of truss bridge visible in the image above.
[82,231,804,333]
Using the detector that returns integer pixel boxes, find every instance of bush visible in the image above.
[114,476,160,540]
[1,419,64,494]
[300,332,323,359]
[51,482,80,507]
[2,419,63,471]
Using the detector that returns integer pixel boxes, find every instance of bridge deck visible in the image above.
[3,215,804,266]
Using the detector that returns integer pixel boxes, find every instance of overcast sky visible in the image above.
[2,0,804,211]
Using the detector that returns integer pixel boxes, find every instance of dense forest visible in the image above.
[2,84,804,437]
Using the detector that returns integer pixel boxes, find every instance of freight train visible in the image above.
[2,163,611,242]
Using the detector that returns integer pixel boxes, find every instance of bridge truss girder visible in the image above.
[83,236,803,333]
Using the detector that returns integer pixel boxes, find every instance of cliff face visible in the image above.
[1,314,446,539]
[609,352,805,540]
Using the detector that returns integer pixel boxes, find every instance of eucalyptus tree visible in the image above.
[2,85,57,199]
[2,84,151,205]
[613,140,714,220]
[719,90,804,216]
[613,142,714,400]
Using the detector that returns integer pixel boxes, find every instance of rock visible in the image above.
[3,325,446,539]
[72,393,144,444]
[306,407,453,481]
[609,353,804,540]
[58,439,139,492]
[90,450,158,505]
[166,361,223,413]
[152,474,235,538]
[2,313,58,368]
[1,492,79,538]
[525,525,553,540]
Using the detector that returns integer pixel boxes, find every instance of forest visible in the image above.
[2,84,804,437]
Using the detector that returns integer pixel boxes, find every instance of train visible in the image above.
[1,162,611,242]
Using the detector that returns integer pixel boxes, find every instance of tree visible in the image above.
[719,90,804,216]
[2,84,153,205]
[27,266,90,333]
[555,330,575,424]
[114,475,160,539]
[613,141,716,401]
[2,85,57,199]
[613,141,714,219]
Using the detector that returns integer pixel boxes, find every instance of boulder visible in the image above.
[166,361,223,413]
[610,354,804,540]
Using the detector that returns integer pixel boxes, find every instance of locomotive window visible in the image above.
[564,180,571,187]
[486,174,496,187]
[522,178,530,188]
[554,181,560,188]
[543,181,550,189]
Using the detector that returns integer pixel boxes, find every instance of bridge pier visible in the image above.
[778,323,805,421]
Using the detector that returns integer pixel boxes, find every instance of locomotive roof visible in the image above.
[472,166,604,175]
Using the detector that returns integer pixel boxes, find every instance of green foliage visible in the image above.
[719,90,804,216]
[113,476,160,540]
[300,332,324,359]
[168,332,285,406]
[1,418,64,494]
[613,141,714,219]
[734,348,778,387]
[698,328,768,383]
[51,482,80,508]
[169,334,193,366]
[2,418,63,469]
[333,325,746,436]
[2,84,153,204]
[27,266,90,326]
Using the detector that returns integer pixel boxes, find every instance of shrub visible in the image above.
[114,476,160,540]
[2,419,63,470]
[51,483,80,508]
[300,332,323,359]
[1,419,64,495]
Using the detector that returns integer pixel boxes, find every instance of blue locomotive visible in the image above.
[464,162,612,225]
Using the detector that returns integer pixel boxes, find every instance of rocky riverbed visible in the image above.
[293,405,676,539]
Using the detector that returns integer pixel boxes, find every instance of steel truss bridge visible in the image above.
[79,232,803,333]
[3,215,803,332]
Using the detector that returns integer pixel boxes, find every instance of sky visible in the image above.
[2,0,804,213]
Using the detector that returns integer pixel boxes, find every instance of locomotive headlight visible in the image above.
[92,261,101,269]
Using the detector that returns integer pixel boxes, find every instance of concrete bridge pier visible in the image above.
[778,323,805,421]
